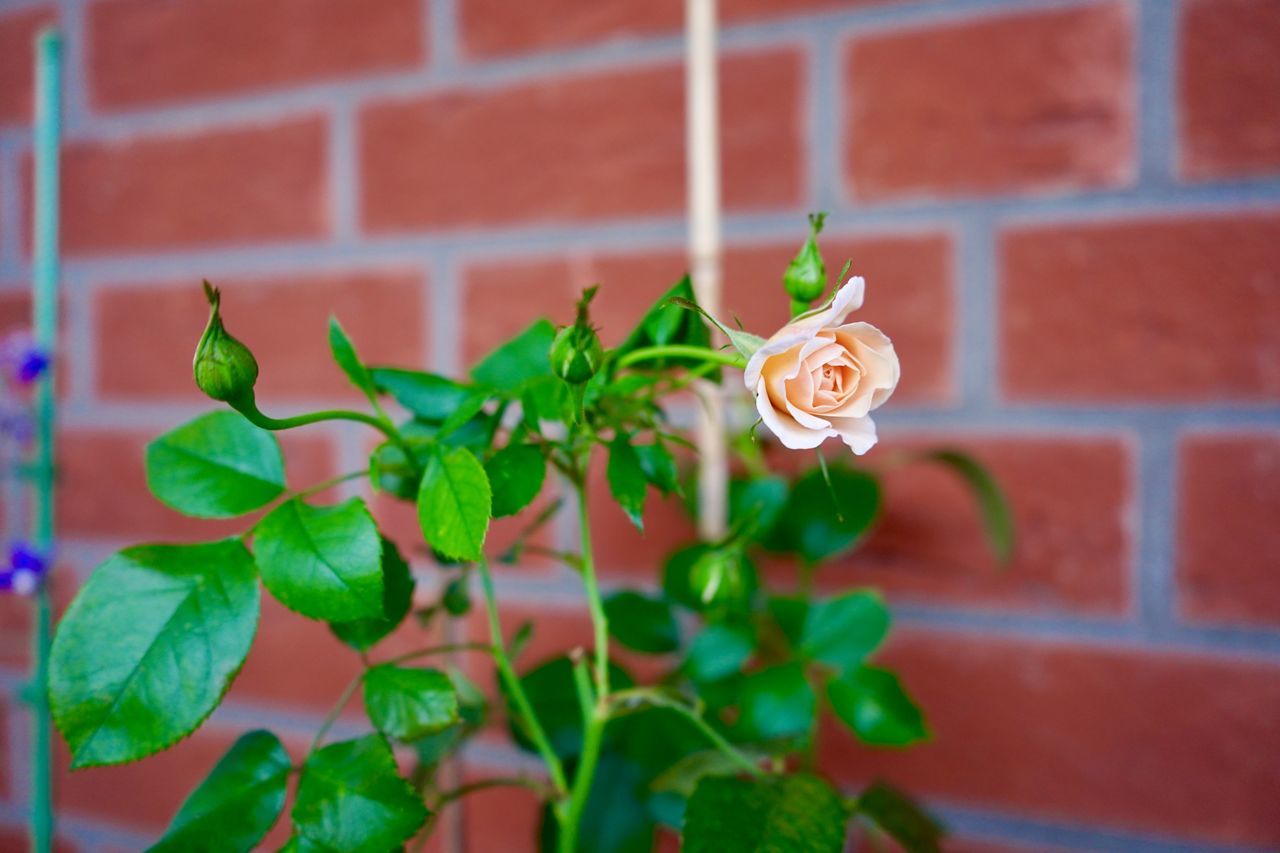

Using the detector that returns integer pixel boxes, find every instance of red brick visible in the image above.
[1179,0,1280,179]
[822,436,1132,615]
[590,471,698,582]
[458,766,544,852]
[459,0,901,59]
[95,269,426,402]
[1178,433,1280,626]
[462,600,595,696]
[360,50,802,231]
[88,0,424,110]
[0,697,8,802]
[36,117,327,255]
[229,591,446,715]
[0,823,77,853]
[0,6,56,125]
[57,428,335,540]
[1001,214,1280,402]
[464,231,953,404]
[55,723,304,834]
[844,3,1133,200]
[0,568,76,668]
[822,629,1280,847]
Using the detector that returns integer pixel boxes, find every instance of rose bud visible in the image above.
[690,547,751,608]
[551,286,604,384]
[193,281,259,403]
[782,212,828,307]
[745,275,899,455]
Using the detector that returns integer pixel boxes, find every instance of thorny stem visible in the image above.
[559,656,605,853]
[476,557,569,797]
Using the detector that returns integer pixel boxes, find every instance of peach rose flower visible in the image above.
[744,277,899,454]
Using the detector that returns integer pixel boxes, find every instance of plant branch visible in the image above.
[606,688,766,779]
[574,478,610,696]
[230,394,415,460]
[380,642,494,667]
[476,557,569,797]
[559,655,606,853]
[311,670,364,753]
[617,344,745,370]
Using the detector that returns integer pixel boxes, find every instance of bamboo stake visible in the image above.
[28,27,62,853]
[685,0,728,540]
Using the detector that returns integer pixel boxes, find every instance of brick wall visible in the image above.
[0,0,1278,850]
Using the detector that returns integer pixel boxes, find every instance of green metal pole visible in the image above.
[29,27,61,853]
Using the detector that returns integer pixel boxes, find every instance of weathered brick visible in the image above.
[88,0,424,109]
[37,117,327,255]
[464,231,953,404]
[1178,433,1280,626]
[95,269,426,401]
[587,452,699,582]
[360,49,802,230]
[0,6,56,125]
[822,629,1280,847]
[1179,0,1280,179]
[783,436,1132,614]
[57,429,335,540]
[0,697,8,802]
[460,0,901,58]
[844,3,1133,200]
[0,823,77,853]
[1001,214,1280,401]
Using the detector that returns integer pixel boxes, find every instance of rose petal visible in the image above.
[755,379,829,449]
[744,332,809,391]
[789,276,865,333]
[831,414,877,455]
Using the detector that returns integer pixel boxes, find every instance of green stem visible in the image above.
[606,689,765,779]
[574,480,609,696]
[311,671,363,753]
[476,558,569,797]
[380,642,492,667]
[294,469,368,499]
[617,344,745,370]
[29,28,61,853]
[232,395,415,460]
[558,657,605,853]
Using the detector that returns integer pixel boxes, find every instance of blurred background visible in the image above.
[1,0,1278,850]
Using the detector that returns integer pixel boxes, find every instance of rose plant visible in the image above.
[46,217,1009,852]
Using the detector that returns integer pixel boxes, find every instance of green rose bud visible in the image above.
[193,281,258,403]
[783,212,828,307]
[551,286,604,384]
[690,547,751,609]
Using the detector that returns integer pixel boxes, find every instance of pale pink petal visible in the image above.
[744,332,809,390]
[831,414,878,455]
[786,400,831,430]
[755,379,829,449]
[789,276,865,333]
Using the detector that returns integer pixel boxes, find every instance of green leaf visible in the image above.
[604,591,679,653]
[607,436,647,531]
[827,666,928,747]
[683,773,849,853]
[728,476,789,539]
[767,595,808,648]
[666,294,766,360]
[618,276,712,357]
[417,446,491,562]
[799,590,890,671]
[293,734,428,853]
[50,540,259,768]
[764,465,880,564]
[926,450,1014,564]
[369,367,471,422]
[364,665,459,742]
[855,781,943,853]
[485,443,546,517]
[329,538,415,652]
[145,411,285,518]
[635,442,680,496]
[471,319,556,392]
[737,662,816,741]
[328,316,377,403]
[521,375,575,426]
[255,497,383,622]
[685,623,754,683]
[147,730,291,853]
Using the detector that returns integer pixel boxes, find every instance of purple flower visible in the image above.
[0,333,50,387]
[0,541,49,596]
